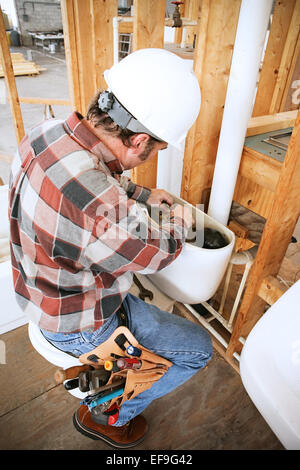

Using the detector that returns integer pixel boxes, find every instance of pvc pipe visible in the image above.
[207,0,273,226]
[184,303,229,348]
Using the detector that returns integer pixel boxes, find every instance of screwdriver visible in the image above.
[116,357,141,370]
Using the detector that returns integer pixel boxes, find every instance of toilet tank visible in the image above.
[142,194,235,304]
[240,279,300,450]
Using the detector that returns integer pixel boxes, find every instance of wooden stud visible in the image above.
[180,0,241,206]
[0,6,24,144]
[62,0,118,114]
[258,275,288,306]
[132,0,165,51]
[130,0,165,188]
[252,0,296,117]
[227,106,300,359]
[90,0,118,92]
[19,97,71,106]
[61,0,81,112]
[73,0,95,114]
[184,0,201,46]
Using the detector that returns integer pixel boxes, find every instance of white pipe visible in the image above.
[184,303,229,349]
[207,0,273,226]
[184,304,241,363]
[201,301,233,332]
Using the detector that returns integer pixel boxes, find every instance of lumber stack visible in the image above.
[0,52,46,77]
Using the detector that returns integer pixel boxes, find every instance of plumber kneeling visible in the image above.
[8,48,212,449]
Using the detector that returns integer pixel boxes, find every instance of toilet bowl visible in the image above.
[28,321,87,399]
[144,194,235,304]
[240,279,300,450]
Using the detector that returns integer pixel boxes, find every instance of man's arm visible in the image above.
[84,181,192,276]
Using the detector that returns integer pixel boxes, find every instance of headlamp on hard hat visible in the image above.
[98,91,163,142]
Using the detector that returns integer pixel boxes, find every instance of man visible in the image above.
[9,49,212,448]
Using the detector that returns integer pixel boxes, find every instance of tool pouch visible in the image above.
[79,326,172,408]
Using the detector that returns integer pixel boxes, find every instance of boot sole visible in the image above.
[73,411,148,449]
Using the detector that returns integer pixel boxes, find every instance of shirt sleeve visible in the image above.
[84,180,188,276]
[119,174,151,204]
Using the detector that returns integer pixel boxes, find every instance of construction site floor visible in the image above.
[0,321,283,450]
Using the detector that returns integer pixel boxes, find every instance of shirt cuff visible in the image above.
[122,177,151,204]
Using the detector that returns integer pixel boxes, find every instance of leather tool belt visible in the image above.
[79,325,172,409]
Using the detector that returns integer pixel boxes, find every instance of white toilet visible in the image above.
[240,279,300,450]
[144,194,235,304]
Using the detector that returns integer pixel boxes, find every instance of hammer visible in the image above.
[133,274,154,301]
[54,364,93,384]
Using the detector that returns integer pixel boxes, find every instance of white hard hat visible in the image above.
[103,48,201,149]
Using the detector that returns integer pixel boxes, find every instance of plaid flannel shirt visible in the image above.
[9,112,187,333]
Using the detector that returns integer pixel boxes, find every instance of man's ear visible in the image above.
[129,133,151,152]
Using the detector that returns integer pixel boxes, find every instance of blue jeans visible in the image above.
[41,293,212,426]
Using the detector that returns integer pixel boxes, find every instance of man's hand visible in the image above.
[147,189,173,207]
[172,204,194,229]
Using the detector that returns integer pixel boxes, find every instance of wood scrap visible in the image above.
[234,237,256,253]
[0,52,46,77]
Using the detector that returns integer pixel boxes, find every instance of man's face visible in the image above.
[123,139,168,170]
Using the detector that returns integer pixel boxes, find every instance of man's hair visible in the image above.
[86,90,160,150]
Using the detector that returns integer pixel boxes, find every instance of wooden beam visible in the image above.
[130,0,165,189]
[237,146,282,193]
[90,0,118,92]
[252,0,296,116]
[61,0,118,114]
[258,275,288,306]
[132,0,165,52]
[184,0,201,46]
[61,0,81,112]
[19,97,71,106]
[246,110,297,136]
[269,0,300,114]
[0,6,24,144]
[227,106,300,359]
[180,0,241,206]
[73,0,95,114]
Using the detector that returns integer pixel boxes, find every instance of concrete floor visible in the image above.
[0,45,294,450]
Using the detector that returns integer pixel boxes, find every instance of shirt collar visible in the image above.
[64,111,123,174]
